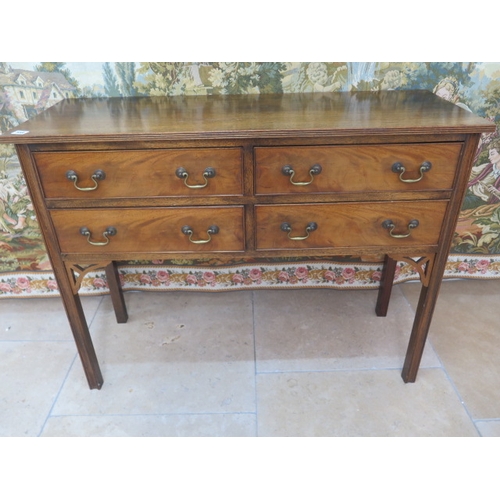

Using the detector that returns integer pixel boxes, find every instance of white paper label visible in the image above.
[11,130,30,135]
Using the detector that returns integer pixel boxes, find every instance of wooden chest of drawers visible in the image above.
[1,91,494,390]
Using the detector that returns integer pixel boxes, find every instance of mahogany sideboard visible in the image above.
[1,91,495,389]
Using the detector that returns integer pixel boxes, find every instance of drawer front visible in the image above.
[255,201,448,250]
[50,206,245,254]
[35,148,243,198]
[255,143,462,194]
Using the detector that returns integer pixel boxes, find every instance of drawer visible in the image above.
[50,206,245,254]
[34,148,243,199]
[255,201,448,250]
[255,143,462,194]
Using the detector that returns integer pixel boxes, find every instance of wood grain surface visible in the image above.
[50,206,245,254]
[255,201,448,250]
[0,91,494,144]
[255,143,462,194]
[35,148,243,198]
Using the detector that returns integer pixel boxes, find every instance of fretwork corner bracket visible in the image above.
[65,262,111,294]
[389,254,436,287]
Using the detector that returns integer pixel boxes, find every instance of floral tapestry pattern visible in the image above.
[1,62,500,297]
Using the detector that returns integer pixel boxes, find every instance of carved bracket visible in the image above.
[389,254,436,287]
[65,262,111,294]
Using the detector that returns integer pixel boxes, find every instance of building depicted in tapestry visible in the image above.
[0,63,76,124]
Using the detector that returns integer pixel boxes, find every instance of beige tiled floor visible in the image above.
[1,279,499,436]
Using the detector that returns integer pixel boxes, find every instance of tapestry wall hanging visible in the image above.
[1,62,499,298]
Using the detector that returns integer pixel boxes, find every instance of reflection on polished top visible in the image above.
[0,90,494,144]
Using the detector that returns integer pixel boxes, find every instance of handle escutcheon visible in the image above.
[80,226,117,246]
[66,169,106,191]
[181,224,219,244]
[176,167,216,189]
[282,164,322,186]
[382,219,419,238]
[391,161,432,183]
[281,221,318,240]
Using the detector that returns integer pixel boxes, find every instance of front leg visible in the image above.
[375,255,398,317]
[59,262,104,389]
[401,283,434,382]
[62,288,104,389]
[398,254,437,383]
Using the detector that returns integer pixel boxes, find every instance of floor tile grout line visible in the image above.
[17,284,494,437]
[86,295,105,328]
[45,411,257,418]
[0,339,74,343]
[425,336,481,434]
[253,350,485,436]
[427,339,474,402]
[399,281,484,435]
[256,366,417,375]
[37,352,78,437]
[433,352,485,435]
[37,296,105,437]
[444,375,483,436]
[402,289,500,437]
[251,290,259,437]
[398,284,482,433]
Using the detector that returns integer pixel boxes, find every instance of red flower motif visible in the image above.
[342,267,355,280]
[47,280,58,290]
[156,270,170,282]
[140,274,151,284]
[232,273,244,283]
[203,271,216,283]
[278,271,290,282]
[476,259,490,273]
[324,270,335,281]
[295,267,309,279]
[248,268,262,281]
[93,277,106,288]
[16,277,30,289]
[186,274,198,285]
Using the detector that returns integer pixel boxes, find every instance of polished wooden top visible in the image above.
[1,90,495,144]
